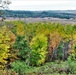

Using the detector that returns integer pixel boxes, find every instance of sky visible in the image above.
[9,0,76,11]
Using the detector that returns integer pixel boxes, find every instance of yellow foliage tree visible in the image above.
[0,26,15,69]
[12,21,25,36]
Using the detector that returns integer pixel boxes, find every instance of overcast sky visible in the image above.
[9,0,76,11]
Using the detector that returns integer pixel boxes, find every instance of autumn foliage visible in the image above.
[0,21,76,74]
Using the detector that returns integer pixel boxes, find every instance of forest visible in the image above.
[0,21,76,75]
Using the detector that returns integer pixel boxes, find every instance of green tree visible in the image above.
[13,36,30,65]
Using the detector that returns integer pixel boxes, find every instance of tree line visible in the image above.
[0,10,76,19]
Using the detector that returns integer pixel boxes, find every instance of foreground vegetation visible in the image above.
[0,21,76,75]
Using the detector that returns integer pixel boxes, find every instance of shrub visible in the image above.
[0,70,17,75]
[11,60,30,75]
